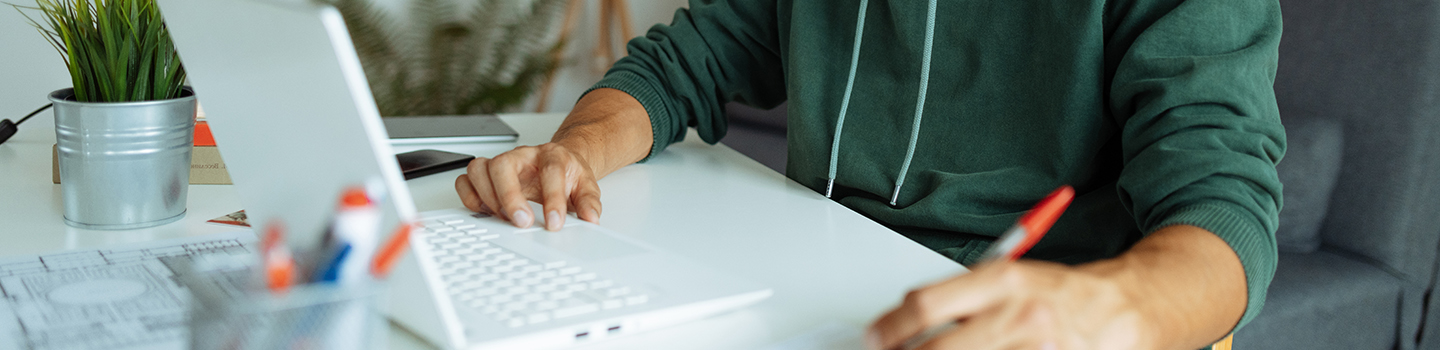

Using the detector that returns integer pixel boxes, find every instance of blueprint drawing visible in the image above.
[0,232,255,350]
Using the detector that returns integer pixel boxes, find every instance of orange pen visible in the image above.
[261,222,297,293]
[370,223,414,278]
[977,185,1075,263]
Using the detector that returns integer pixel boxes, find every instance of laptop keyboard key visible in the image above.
[505,318,525,328]
[602,299,624,309]
[552,302,599,319]
[625,294,649,305]
[503,302,528,311]
[605,287,631,297]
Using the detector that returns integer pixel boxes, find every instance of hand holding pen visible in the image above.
[866,186,1077,350]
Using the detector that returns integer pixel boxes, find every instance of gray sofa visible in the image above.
[720,1,1440,348]
[1240,0,1440,349]
[721,102,788,173]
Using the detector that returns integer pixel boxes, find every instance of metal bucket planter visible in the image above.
[50,87,197,230]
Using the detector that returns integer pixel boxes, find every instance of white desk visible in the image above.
[0,113,964,349]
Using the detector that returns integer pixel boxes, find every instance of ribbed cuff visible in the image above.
[1150,202,1277,334]
[583,71,673,163]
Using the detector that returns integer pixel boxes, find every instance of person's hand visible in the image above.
[866,260,1154,350]
[454,143,602,231]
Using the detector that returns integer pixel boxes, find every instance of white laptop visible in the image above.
[155,1,772,348]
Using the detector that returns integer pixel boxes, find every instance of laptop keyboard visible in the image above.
[415,215,650,328]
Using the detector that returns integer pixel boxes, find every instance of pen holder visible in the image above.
[186,280,388,350]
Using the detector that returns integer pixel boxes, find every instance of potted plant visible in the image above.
[17,0,195,229]
[333,0,568,116]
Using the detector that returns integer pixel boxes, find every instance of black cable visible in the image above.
[16,103,53,126]
[1,103,54,146]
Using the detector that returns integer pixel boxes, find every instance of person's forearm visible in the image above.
[550,88,654,178]
[1079,225,1248,350]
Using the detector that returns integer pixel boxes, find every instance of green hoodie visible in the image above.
[588,0,1284,333]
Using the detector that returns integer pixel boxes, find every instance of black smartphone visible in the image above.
[396,149,476,180]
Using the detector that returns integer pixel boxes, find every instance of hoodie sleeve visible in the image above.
[1106,0,1285,333]
[585,0,786,162]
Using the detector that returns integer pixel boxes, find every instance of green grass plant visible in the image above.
[13,0,187,103]
[334,0,567,115]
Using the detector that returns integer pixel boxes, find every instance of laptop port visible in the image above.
[575,331,590,340]
[608,325,622,334]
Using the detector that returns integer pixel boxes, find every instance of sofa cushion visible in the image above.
[724,102,790,172]
[1235,250,1400,349]
[723,122,789,172]
[725,101,788,131]
[1274,117,1344,253]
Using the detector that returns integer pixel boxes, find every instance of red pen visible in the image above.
[977,185,1075,263]
[893,186,1079,350]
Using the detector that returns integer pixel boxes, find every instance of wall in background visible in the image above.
[0,0,685,124]
[0,8,73,121]
[536,0,687,113]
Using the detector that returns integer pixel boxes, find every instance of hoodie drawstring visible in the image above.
[892,0,938,206]
[825,0,870,198]
[826,0,939,207]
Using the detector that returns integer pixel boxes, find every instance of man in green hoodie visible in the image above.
[455,0,1283,349]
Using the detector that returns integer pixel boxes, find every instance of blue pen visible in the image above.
[319,244,352,283]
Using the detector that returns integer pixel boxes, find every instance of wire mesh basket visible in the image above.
[172,254,388,350]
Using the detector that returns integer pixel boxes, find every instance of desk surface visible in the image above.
[0,113,964,349]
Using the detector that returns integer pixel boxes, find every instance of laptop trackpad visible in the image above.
[513,225,648,262]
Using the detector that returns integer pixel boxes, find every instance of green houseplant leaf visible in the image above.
[332,0,568,116]
[12,0,187,103]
